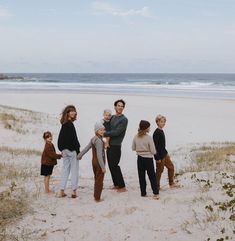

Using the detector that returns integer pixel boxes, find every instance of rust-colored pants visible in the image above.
[92,144,105,201]
[156,154,174,189]
[93,163,104,201]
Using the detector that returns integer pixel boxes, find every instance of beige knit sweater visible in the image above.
[132,134,156,158]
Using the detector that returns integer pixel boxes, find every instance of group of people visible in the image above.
[40,99,179,202]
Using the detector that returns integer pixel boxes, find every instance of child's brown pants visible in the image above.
[93,163,104,201]
[156,154,174,189]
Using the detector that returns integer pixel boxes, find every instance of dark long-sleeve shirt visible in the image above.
[58,121,80,154]
[104,114,128,146]
[153,128,168,161]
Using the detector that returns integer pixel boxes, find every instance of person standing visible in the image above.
[132,120,159,199]
[104,99,128,192]
[58,105,80,198]
[41,131,62,193]
[153,114,180,190]
[77,122,106,202]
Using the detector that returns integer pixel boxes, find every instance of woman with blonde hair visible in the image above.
[58,105,80,198]
[132,120,159,199]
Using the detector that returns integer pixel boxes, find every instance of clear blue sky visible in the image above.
[0,0,234,73]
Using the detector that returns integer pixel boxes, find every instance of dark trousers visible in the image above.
[137,155,159,196]
[107,145,125,188]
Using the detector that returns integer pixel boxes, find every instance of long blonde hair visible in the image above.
[60,105,77,124]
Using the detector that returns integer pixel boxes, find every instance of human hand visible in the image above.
[102,168,106,173]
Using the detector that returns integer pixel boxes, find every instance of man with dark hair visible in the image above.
[104,99,128,192]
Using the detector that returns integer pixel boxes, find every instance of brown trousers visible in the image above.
[92,145,105,201]
[156,154,174,188]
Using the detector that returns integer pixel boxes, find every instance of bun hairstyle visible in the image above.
[43,131,52,140]
[138,120,150,137]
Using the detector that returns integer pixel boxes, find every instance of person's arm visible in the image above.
[57,125,64,151]
[153,132,160,160]
[104,118,128,137]
[70,122,80,154]
[149,137,157,155]
[132,136,136,151]
[77,141,92,160]
[45,144,62,159]
[94,138,105,170]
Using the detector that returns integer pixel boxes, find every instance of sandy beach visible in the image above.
[0,91,235,241]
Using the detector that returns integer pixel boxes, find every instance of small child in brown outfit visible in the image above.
[41,131,62,193]
[77,122,106,202]
[153,115,180,190]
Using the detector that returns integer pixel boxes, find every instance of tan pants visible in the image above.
[156,154,174,188]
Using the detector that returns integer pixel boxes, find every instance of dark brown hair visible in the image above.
[60,105,77,124]
[114,99,126,107]
[43,131,52,140]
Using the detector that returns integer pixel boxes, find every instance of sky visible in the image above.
[0,0,235,73]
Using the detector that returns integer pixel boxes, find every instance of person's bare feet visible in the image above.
[170,183,181,188]
[110,186,119,190]
[71,190,77,198]
[58,190,67,198]
[116,187,127,193]
[153,194,160,200]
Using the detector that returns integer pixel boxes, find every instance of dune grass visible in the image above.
[183,142,235,173]
[0,146,40,240]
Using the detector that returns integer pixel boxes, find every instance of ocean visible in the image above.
[1,73,235,100]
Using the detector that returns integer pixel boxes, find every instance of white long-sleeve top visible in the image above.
[132,134,156,158]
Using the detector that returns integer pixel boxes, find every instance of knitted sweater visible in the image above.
[153,128,168,160]
[77,136,105,169]
[104,114,128,145]
[132,134,156,158]
[41,142,62,165]
[57,121,80,154]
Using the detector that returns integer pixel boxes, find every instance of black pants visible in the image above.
[107,145,125,188]
[137,155,159,196]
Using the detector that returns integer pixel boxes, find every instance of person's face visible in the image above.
[97,128,105,136]
[157,119,166,129]
[103,112,111,121]
[115,102,125,115]
[68,109,77,120]
[46,135,53,142]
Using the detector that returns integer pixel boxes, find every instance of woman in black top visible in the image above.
[58,105,80,198]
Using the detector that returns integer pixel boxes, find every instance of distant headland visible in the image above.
[0,74,24,80]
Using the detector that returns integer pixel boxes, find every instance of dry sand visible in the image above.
[0,92,234,241]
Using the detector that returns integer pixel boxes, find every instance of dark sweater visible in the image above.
[103,119,111,132]
[41,142,62,166]
[104,114,128,146]
[153,128,168,161]
[58,121,80,154]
